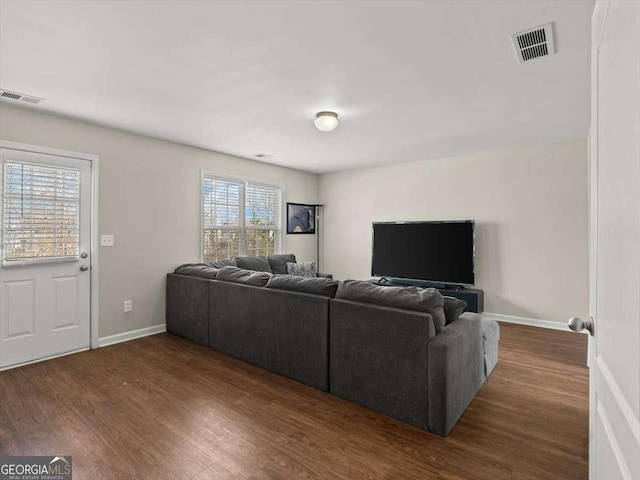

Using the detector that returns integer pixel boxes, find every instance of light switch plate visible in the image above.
[124,300,132,312]
[101,235,114,247]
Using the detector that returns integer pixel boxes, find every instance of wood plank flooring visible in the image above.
[0,323,588,479]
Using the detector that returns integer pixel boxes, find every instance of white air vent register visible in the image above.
[511,23,556,63]
[0,89,45,104]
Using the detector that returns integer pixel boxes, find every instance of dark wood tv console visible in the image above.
[368,278,484,313]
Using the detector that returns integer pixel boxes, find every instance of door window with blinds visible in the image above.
[2,161,80,264]
[202,173,283,261]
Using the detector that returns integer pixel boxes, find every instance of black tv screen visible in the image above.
[371,221,475,285]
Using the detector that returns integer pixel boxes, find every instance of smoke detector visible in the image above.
[0,89,45,104]
[511,23,556,63]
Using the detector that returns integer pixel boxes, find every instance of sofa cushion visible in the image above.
[216,266,272,286]
[267,253,297,274]
[208,258,237,269]
[443,296,467,324]
[287,261,317,277]
[266,274,339,298]
[336,280,447,333]
[235,255,272,273]
[174,263,219,279]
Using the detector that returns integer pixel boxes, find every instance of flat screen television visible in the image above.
[371,221,475,286]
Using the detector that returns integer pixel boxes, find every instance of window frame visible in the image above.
[200,171,284,262]
[2,159,82,266]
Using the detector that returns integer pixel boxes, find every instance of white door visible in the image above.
[584,1,640,479]
[0,147,92,368]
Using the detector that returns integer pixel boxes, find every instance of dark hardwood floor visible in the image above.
[0,323,588,480]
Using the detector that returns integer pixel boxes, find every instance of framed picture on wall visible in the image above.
[287,203,316,234]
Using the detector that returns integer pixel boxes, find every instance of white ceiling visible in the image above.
[0,0,594,174]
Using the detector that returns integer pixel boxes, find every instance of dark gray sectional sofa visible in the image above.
[166,255,498,437]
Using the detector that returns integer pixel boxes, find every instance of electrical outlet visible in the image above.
[124,300,132,313]
[101,235,114,247]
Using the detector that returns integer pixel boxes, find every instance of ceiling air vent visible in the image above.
[0,89,45,104]
[511,23,556,63]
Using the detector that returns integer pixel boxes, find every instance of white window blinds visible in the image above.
[202,174,282,261]
[2,161,81,264]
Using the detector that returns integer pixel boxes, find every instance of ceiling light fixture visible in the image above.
[314,111,339,132]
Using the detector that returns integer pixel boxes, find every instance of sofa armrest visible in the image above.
[427,316,484,436]
[316,272,333,279]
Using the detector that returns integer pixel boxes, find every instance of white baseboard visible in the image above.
[98,324,166,347]
[482,312,586,333]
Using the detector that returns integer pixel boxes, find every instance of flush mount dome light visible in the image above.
[314,111,339,132]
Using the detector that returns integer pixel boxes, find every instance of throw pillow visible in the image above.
[336,279,447,333]
[287,261,317,278]
[235,255,272,273]
[443,296,467,324]
[266,274,339,297]
[267,253,297,274]
[215,266,272,286]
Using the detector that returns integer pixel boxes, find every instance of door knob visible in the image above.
[80,265,89,272]
[568,317,594,335]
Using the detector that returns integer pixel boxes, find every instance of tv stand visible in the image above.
[369,278,484,313]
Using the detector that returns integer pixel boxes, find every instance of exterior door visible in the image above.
[0,147,92,368]
[588,1,640,479]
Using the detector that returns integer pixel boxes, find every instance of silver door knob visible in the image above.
[568,317,594,335]
[80,265,89,272]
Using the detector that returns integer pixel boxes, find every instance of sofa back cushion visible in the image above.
[208,258,237,268]
[267,253,297,274]
[216,266,272,286]
[174,263,219,279]
[266,274,339,298]
[235,255,272,273]
[443,296,467,324]
[336,280,447,333]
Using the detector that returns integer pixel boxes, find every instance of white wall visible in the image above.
[0,104,319,338]
[319,140,589,323]
[0,103,589,331]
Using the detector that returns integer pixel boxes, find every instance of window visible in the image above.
[2,161,80,264]
[202,173,282,261]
